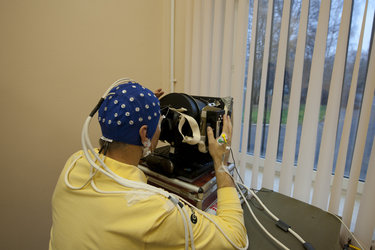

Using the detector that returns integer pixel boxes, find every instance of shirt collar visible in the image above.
[103,155,148,183]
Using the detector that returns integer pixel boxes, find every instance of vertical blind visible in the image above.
[181,0,375,248]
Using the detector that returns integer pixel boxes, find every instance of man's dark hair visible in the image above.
[98,138,127,155]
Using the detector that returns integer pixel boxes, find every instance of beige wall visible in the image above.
[174,0,187,93]
[0,1,172,249]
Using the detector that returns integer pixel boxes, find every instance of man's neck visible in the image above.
[106,144,143,167]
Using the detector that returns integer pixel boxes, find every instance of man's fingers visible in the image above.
[227,115,232,131]
[222,115,232,144]
[154,88,165,99]
[222,115,230,134]
[207,126,215,143]
[227,116,232,138]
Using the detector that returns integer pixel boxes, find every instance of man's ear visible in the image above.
[139,125,148,144]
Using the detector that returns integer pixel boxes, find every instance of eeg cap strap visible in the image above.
[98,81,160,146]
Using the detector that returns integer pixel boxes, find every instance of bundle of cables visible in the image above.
[226,149,313,250]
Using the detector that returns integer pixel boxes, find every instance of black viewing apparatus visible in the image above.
[142,93,233,181]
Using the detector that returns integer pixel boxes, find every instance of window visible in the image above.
[242,0,375,182]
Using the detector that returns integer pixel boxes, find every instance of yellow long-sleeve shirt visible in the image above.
[49,150,247,249]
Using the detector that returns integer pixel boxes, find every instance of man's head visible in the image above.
[98,81,161,147]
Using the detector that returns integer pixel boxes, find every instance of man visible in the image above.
[49,80,247,249]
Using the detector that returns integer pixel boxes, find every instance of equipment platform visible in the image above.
[138,163,234,211]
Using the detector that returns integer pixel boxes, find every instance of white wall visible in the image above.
[0,1,171,249]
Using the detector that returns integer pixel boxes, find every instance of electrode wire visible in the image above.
[64,154,94,190]
[327,212,365,250]
[182,205,196,250]
[176,193,249,250]
[176,202,190,250]
[81,127,191,250]
[230,148,244,184]
[220,166,289,250]
[235,180,289,250]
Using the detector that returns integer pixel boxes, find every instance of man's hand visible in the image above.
[207,114,235,188]
[207,114,232,163]
[154,88,165,99]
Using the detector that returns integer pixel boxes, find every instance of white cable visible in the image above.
[198,211,249,250]
[81,119,124,185]
[235,181,289,250]
[83,117,172,196]
[83,79,172,195]
[220,165,308,249]
[78,144,190,250]
[237,182,309,246]
[245,185,278,221]
[212,166,286,249]
[177,205,190,250]
[288,228,305,244]
[80,79,192,249]
[102,78,131,97]
[182,206,195,250]
[328,211,365,250]
[83,118,145,190]
[89,176,190,250]
[64,155,87,190]
[175,194,249,250]
[64,155,98,190]
[82,78,185,196]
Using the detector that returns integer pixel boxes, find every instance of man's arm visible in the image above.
[207,114,234,188]
[145,114,247,249]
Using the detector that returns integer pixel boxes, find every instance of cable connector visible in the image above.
[89,98,104,117]
[344,239,362,250]
[276,220,290,232]
[303,242,315,250]
[168,195,183,208]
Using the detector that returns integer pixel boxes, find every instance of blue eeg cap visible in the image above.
[98,81,160,146]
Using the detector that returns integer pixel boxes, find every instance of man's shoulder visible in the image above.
[124,189,177,213]
[63,149,91,168]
